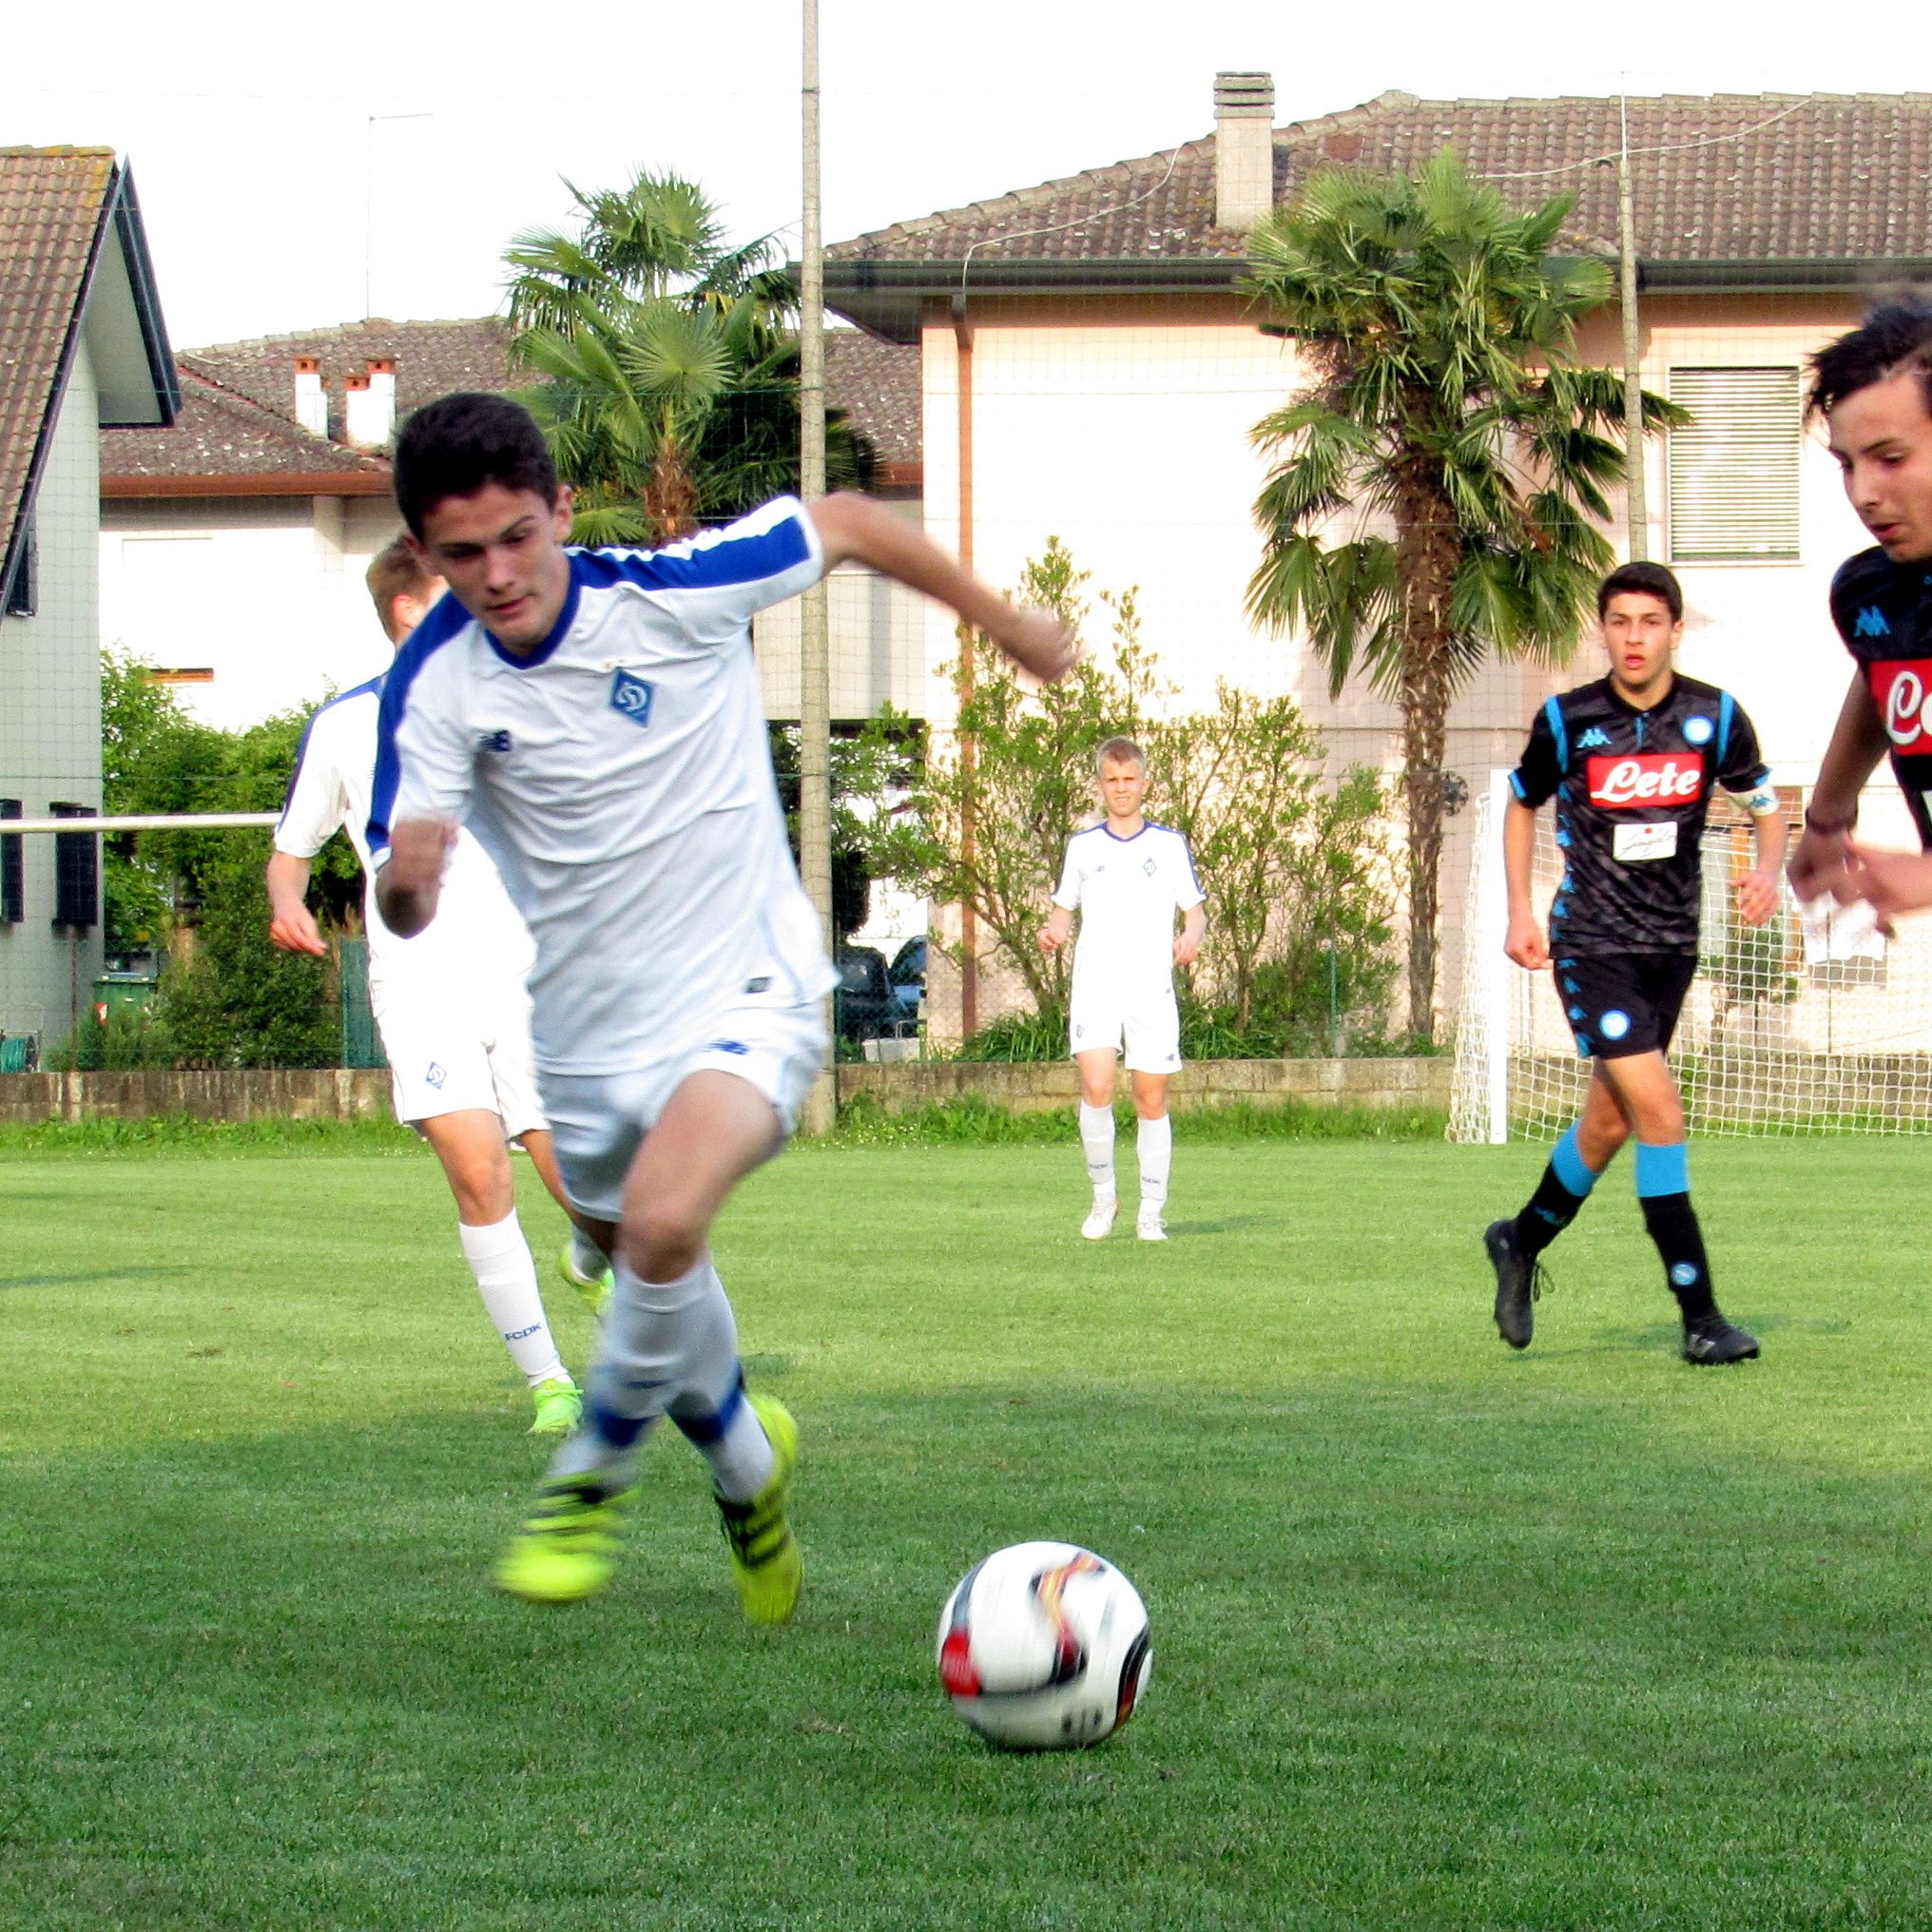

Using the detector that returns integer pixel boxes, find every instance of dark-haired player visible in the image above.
[370,392,1075,1615]
[1788,294,1932,928]
[1482,561,1786,1365]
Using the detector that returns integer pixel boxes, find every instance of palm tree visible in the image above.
[504,169,870,545]
[1243,148,1679,1041]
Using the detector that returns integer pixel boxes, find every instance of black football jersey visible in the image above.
[1510,673,1769,955]
[1829,546,1932,849]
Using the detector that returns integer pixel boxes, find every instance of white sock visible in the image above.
[458,1211,569,1388]
[1137,1114,1172,1207]
[568,1226,609,1280]
[1079,1101,1116,1199]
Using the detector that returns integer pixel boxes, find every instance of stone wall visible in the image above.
[835,1055,1451,1116]
[0,1059,1450,1127]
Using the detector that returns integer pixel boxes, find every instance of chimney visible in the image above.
[294,357,327,436]
[366,359,396,444]
[1214,71,1275,231]
[345,364,395,448]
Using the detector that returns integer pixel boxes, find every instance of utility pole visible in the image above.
[1617,94,1649,560]
[798,0,836,1133]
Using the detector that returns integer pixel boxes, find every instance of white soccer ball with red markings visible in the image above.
[937,1540,1151,1749]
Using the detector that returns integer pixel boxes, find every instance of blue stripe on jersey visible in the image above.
[368,596,473,854]
[483,570,582,669]
[572,511,810,594]
[1717,690,1735,763]
[1543,695,1569,774]
[1509,770,1528,802]
[277,675,386,830]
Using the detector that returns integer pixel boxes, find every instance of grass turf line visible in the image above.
[1,1139,1929,1930]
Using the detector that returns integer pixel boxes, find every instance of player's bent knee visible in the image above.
[623,1203,709,1281]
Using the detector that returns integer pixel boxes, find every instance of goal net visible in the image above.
[1450,773,1932,1141]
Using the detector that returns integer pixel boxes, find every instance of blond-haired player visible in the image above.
[267,538,609,1438]
[1040,737,1206,1242]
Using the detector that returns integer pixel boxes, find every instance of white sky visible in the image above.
[12,1,1925,350]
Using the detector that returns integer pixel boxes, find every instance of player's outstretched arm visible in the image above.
[810,493,1075,684]
[373,819,457,939]
[265,852,328,957]
[1501,797,1548,971]
[1790,671,1888,899]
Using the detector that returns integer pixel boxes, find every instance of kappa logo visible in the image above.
[425,1061,447,1089]
[609,668,655,725]
[1854,606,1891,639]
[1576,726,1612,750]
[705,1039,749,1056]
[476,728,513,754]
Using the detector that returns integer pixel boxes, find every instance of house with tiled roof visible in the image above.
[100,319,927,728]
[0,146,175,1063]
[824,78,1925,1031]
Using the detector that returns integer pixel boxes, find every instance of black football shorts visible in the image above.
[1554,951,1697,1060]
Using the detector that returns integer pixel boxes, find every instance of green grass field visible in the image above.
[4,1132,1931,1931]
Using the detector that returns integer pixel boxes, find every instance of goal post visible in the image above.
[1450,770,1932,1140]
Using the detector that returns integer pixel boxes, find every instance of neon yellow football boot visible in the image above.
[494,1472,638,1604]
[528,1378,583,1439]
[714,1394,802,1627]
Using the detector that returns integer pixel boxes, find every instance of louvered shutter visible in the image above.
[1667,367,1802,563]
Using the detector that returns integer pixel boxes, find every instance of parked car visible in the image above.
[887,936,926,1025]
[833,945,909,1042]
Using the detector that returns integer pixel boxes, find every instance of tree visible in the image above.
[1243,147,1682,1040]
[504,169,871,545]
[858,541,1394,1052]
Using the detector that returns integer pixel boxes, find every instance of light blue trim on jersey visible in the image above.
[277,674,385,829]
[368,594,473,854]
[1543,695,1569,775]
[1551,1122,1600,1200]
[1509,770,1528,802]
[1717,690,1735,763]
[1634,1140,1690,1199]
[574,512,812,593]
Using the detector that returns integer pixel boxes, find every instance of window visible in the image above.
[3,522,35,616]
[1668,367,1803,564]
[49,802,97,930]
[0,800,20,923]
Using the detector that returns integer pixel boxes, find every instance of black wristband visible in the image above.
[1803,806,1857,836]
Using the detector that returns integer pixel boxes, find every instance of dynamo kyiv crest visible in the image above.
[609,669,655,725]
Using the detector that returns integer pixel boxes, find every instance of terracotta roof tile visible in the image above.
[0,146,117,575]
[104,315,925,487]
[826,91,1932,269]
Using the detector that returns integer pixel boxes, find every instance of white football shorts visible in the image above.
[1068,981,1182,1073]
[373,975,548,1139]
[537,992,829,1223]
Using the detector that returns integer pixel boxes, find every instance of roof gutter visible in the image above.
[101,471,394,499]
[822,250,1919,338]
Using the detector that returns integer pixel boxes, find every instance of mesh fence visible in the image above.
[1451,782,1932,1141]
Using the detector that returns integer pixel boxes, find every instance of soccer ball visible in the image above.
[937,1540,1151,1749]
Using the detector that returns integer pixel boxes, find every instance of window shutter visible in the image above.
[1668,367,1802,564]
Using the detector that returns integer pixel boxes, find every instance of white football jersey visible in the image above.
[369,496,836,1076]
[1053,821,1205,995]
[275,678,534,996]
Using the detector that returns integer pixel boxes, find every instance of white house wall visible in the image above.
[1,340,106,1051]
[99,493,403,727]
